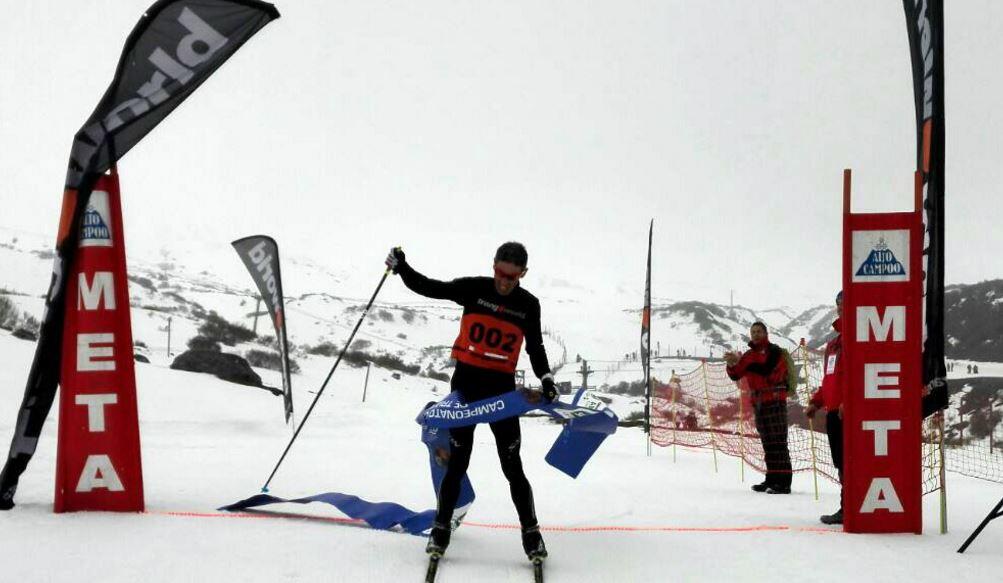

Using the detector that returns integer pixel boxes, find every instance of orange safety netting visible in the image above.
[649,344,1002,495]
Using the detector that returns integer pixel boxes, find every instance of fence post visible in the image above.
[670,370,678,463]
[361,361,372,403]
[797,342,820,501]
[808,416,820,501]
[701,360,718,473]
[938,411,948,534]
[739,378,745,483]
[990,401,995,455]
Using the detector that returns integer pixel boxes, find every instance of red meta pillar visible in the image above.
[54,171,144,512]
[841,170,923,533]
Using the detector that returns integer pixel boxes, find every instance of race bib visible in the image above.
[452,313,524,373]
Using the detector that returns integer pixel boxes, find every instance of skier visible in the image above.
[386,242,556,562]
[724,321,793,494]
[805,291,845,524]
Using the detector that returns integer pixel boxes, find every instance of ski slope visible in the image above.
[0,332,1001,582]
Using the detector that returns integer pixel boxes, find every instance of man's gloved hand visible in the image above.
[542,375,558,403]
[385,247,405,274]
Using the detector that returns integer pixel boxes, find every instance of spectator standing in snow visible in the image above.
[684,411,698,431]
[805,291,845,524]
[724,321,793,494]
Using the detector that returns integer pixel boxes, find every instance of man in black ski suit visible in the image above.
[386,242,556,560]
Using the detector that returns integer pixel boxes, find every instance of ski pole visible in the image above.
[261,264,392,492]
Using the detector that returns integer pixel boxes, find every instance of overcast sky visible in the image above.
[1,1,1000,311]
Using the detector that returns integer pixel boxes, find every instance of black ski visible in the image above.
[532,557,544,583]
[424,553,441,583]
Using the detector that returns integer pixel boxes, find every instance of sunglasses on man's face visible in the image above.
[494,266,525,281]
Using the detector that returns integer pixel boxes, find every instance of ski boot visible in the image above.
[522,525,548,561]
[820,508,843,525]
[425,522,451,557]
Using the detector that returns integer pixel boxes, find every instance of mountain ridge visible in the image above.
[0,227,998,368]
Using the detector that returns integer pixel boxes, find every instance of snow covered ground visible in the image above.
[1,331,1001,582]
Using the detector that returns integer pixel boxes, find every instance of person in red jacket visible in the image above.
[805,291,844,524]
[725,321,792,494]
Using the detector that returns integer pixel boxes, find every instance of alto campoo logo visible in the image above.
[80,191,113,248]
[852,230,910,283]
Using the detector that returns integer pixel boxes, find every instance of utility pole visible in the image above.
[166,316,172,358]
[252,297,262,335]
[579,359,594,391]
[361,361,372,402]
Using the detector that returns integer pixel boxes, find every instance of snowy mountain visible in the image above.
[945,280,1003,362]
[0,226,755,360]
[778,304,838,350]
[2,225,998,385]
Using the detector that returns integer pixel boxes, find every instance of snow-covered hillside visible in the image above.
[1,331,1001,582]
[0,224,829,381]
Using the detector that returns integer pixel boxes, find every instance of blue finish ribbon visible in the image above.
[221,390,617,533]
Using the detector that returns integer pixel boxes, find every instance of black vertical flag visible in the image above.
[902,0,948,413]
[232,236,294,423]
[0,0,280,510]
[641,220,653,453]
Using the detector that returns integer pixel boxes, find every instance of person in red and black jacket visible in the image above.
[806,291,844,524]
[725,321,793,494]
[386,242,554,560]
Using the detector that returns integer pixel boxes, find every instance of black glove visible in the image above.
[541,375,557,403]
[385,247,405,274]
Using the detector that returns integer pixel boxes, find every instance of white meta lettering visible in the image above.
[75,454,125,492]
[864,363,901,399]
[860,477,904,513]
[863,420,901,456]
[78,333,116,372]
[856,306,906,342]
[75,393,118,432]
[78,272,116,311]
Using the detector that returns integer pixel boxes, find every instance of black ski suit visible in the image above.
[397,261,551,529]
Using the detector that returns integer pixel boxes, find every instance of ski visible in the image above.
[424,553,441,583]
[531,557,544,583]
